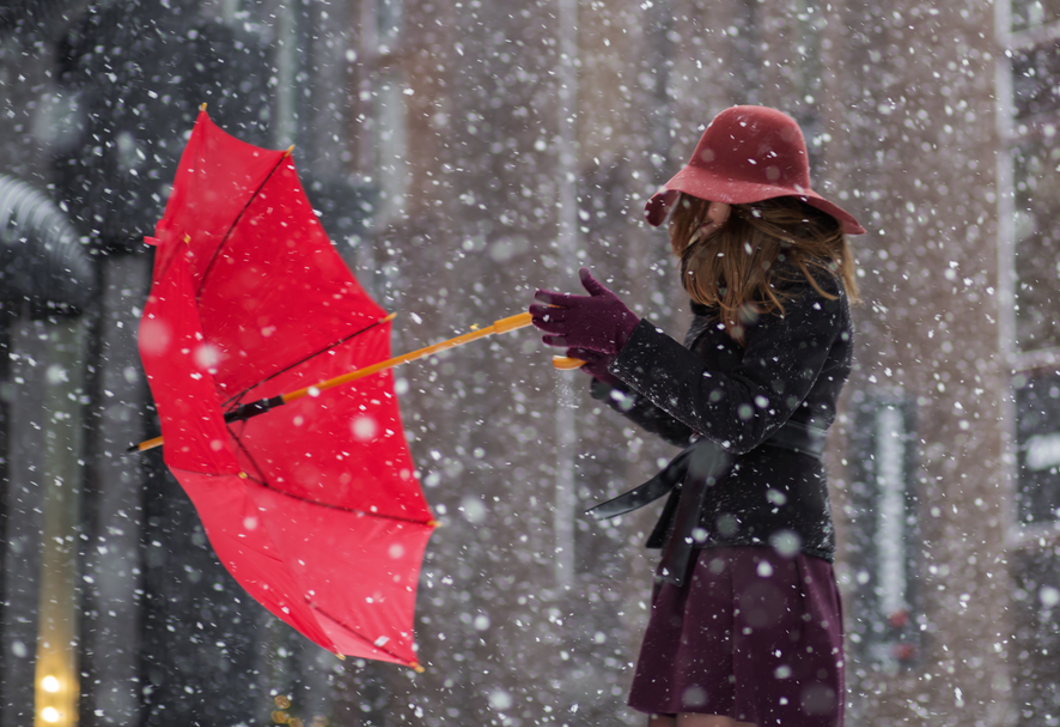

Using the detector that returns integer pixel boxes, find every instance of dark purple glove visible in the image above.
[529,267,640,355]
[565,347,623,386]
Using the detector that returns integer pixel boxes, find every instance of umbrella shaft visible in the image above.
[128,312,534,453]
[282,312,533,403]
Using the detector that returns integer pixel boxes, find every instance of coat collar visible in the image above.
[690,300,714,317]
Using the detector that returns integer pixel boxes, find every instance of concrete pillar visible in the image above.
[80,254,151,726]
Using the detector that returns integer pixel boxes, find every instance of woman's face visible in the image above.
[691,201,732,243]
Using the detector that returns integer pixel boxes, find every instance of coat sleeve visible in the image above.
[588,378,696,448]
[608,279,845,455]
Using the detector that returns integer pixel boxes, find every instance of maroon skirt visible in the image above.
[628,547,844,726]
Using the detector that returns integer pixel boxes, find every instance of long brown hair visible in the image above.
[668,193,860,343]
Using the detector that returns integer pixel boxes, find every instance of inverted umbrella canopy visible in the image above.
[139,109,433,668]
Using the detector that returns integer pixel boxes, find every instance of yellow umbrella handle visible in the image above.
[551,356,587,370]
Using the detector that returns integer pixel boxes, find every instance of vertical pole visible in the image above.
[553,0,580,587]
[4,318,48,726]
[2,316,88,727]
[81,255,150,725]
[33,318,87,727]
[994,2,1018,541]
[275,2,299,148]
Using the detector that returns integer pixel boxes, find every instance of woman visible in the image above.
[530,105,864,727]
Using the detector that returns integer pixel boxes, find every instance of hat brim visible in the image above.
[645,167,865,235]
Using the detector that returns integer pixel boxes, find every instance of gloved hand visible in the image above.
[529,267,640,355]
[565,347,623,386]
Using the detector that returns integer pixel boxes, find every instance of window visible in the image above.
[1001,5,1060,722]
[1015,371,1060,525]
[1011,0,1060,33]
[1012,137,1060,352]
[846,392,921,671]
[1003,1,1060,522]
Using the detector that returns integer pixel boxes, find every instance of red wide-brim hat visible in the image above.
[645,105,865,235]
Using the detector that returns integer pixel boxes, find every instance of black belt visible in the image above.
[585,419,828,586]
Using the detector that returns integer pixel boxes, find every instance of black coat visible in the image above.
[591,273,853,562]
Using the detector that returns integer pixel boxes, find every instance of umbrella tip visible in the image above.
[284,144,296,157]
[428,519,441,528]
[384,312,398,323]
[410,661,425,673]
[335,653,346,661]
[127,435,164,453]
[200,102,207,111]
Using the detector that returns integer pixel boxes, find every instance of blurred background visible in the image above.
[0,0,1056,725]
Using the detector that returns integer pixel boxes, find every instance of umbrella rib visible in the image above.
[222,314,391,410]
[305,599,419,667]
[195,150,292,302]
[229,431,432,526]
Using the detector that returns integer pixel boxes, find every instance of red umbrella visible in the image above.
[138,109,437,668]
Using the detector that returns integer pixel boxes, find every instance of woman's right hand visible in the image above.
[529,267,640,354]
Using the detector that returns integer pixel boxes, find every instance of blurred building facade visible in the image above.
[1,0,1059,726]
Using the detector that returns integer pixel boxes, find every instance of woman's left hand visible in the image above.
[529,267,640,354]
[565,347,623,385]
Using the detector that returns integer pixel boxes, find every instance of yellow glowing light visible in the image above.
[41,675,61,693]
[41,707,61,723]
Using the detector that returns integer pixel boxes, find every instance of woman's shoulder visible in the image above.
[753,265,849,336]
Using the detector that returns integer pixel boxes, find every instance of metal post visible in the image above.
[80,254,150,725]
[553,0,580,587]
